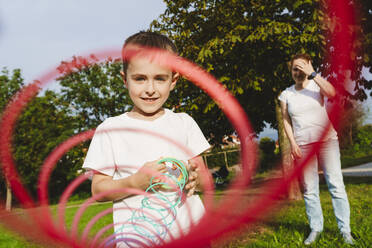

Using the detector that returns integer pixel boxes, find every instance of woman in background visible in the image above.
[279,53,353,245]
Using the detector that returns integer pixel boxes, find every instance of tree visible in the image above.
[258,137,278,172]
[0,68,24,210]
[357,0,372,97]
[150,0,322,199]
[1,68,85,206]
[56,58,131,132]
[337,101,365,149]
[13,90,80,201]
[150,0,370,199]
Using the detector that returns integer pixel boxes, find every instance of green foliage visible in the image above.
[337,101,366,149]
[57,60,130,131]
[358,0,372,98]
[341,155,372,169]
[0,68,24,199]
[341,124,372,157]
[259,137,276,154]
[354,125,372,151]
[0,68,24,110]
[259,137,279,172]
[0,68,90,203]
[340,124,372,167]
[12,90,84,200]
[151,0,371,143]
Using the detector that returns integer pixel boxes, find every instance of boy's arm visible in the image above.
[92,173,135,202]
[92,159,168,202]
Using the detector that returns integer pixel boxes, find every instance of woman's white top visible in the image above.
[278,80,338,145]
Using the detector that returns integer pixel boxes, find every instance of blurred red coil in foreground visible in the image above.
[0,1,357,247]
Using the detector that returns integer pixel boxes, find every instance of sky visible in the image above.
[0,0,166,82]
[0,0,370,141]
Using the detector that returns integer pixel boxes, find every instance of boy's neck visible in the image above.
[127,107,166,121]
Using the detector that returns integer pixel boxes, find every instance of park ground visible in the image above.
[0,163,371,248]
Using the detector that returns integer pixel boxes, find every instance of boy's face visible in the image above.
[122,57,178,119]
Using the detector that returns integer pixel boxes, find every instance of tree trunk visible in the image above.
[5,179,12,211]
[348,123,353,146]
[275,99,302,200]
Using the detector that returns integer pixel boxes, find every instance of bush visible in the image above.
[259,137,276,154]
[258,137,279,172]
[340,124,372,168]
[354,125,372,151]
[341,124,372,157]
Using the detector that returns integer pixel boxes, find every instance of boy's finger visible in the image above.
[191,161,199,168]
[157,163,166,170]
[189,174,197,181]
[187,188,195,197]
[186,181,196,190]
[152,178,161,184]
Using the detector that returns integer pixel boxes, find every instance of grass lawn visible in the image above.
[0,201,113,247]
[213,177,371,248]
[0,177,371,247]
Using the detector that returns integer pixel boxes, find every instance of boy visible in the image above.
[82,31,210,247]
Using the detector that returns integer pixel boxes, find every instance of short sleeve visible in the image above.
[182,113,210,159]
[310,79,320,91]
[278,89,288,103]
[82,124,116,177]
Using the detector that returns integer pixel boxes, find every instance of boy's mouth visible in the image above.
[141,97,158,102]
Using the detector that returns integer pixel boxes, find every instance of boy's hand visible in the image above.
[185,160,199,197]
[132,158,167,190]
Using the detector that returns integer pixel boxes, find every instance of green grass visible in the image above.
[1,177,371,247]
[341,154,372,168]
[0,201,113,247]
[213,177,372,248]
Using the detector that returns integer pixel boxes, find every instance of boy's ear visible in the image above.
[170,72,179,90]
[120,70,127,87]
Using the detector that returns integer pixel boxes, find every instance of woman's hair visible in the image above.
[122,31,178,73]
[288,53,312,71]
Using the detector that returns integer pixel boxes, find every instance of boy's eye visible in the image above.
[155,76,167,81]
[133,76,146,81]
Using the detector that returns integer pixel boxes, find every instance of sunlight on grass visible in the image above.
[0,177,370,247]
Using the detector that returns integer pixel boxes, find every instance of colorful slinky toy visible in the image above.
[114,158,189,246]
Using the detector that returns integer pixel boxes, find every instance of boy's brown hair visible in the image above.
[288,53,312,71]
[122,31,178,73]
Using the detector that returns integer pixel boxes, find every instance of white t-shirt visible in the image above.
[82,108,210,247]
[278,80,338,145]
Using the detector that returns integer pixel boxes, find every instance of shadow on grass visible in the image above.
[343,176,372,185]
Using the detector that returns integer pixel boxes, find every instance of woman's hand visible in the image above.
[295,59,315,77]
[290,142,303,160]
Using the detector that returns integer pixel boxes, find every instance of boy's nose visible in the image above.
[145,81,156,95]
